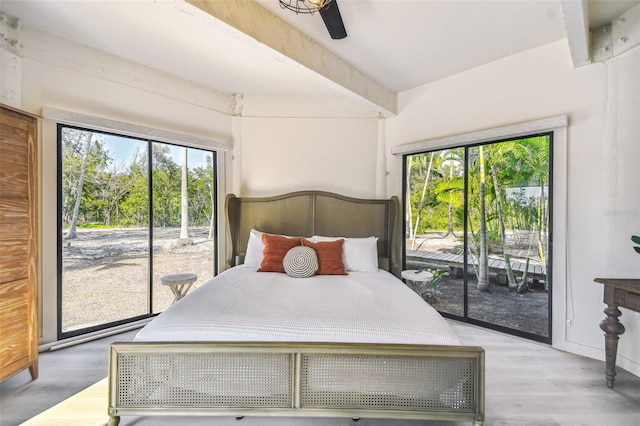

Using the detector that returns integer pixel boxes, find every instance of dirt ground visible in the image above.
[406,260,549,337]
[61,227,214,332]
[406,232,549,338]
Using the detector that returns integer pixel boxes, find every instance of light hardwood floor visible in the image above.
[1,321,639,426]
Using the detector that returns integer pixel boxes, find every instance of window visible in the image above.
[57,125,217,339]
[404,133,552,343]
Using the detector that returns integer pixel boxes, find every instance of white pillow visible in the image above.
[243,229,264,268]
[311,235,378,272]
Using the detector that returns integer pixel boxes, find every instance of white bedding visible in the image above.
[135,266,461,346]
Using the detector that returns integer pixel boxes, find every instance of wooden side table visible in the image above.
[594,278,640,388]
[161,273,197,304]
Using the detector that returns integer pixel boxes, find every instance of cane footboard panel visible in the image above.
[108,342,485,425]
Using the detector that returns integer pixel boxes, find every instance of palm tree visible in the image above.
[439,149,464,237]
[405,155,414,243]
[180,147,189,239]
[411,152,435,249]
[521,137,550,262]
[515,137,550,290]
[66,132,95,239]
[485,143,518,290]
[476,146,490,292]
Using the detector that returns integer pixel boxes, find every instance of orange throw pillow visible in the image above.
[302,239,347,275]
[258,234,302,272]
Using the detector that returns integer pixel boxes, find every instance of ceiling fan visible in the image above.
[279,0,347,40]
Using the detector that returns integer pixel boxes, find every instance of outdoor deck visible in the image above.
[407,249,547,283]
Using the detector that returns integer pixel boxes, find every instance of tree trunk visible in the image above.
[441,148,462,237]
[466,219,480,280]
[412,153,434,249]
[477,146,490,292]
[489,162,517,290]
[537,181,546,262]
[208,167,215,240]
[180,147,189,239]
[67,133,93,240]
[517,257,530,293]
[447,202,454,235]
[406,157,414,246]
[538,181,548,290]
[446,157,455,236]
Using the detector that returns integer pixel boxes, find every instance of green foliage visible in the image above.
[61,129,110,225]
[632,235,640,254]
[61,130,215,230]
[406,136,550,264]
[423,268,449,290]
[77,223,110,229]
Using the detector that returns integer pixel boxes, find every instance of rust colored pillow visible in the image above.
[258,234,303,272]
[302,239,347,275]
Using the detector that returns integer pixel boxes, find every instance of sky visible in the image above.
[104,134,212,170]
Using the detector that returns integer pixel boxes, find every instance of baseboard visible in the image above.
[564,341,640,378]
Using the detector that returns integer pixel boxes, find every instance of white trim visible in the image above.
[39,318,151,352]
[42,106,231,151]
[391,115,568,155]
[560,0,591,67]
[565,340,640,378]
[551,126,568,352]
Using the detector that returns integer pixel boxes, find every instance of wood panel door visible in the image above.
[0,105,39,381]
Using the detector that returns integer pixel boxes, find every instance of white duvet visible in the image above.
[135,266,461,346]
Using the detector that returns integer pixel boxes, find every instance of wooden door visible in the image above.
[0,105,39,381]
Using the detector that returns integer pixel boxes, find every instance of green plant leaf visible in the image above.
[635,247,640,254]
[632,235,640,245]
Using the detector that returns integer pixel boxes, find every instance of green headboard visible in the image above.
[225,190,401,277]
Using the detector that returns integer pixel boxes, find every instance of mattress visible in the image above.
[135,266,462,346]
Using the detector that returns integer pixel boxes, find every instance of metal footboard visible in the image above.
[108,342,485,425]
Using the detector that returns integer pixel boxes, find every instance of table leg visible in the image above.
[599,304,625,388]
[169,282,195,303]
[169,285,179,303]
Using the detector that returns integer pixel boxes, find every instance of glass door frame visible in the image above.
[402,132,553,344]
[56,124,218,340]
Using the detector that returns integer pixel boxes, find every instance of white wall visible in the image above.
[385,40,640,376]
[237,116,380,198]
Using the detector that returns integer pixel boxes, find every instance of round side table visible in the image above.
[161,273,197,304]
[402,269,435,301]
[401,269,434,284]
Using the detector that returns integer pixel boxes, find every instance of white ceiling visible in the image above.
[1,0,638,107]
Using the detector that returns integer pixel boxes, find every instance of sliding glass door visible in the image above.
[404,134,551,342]
[58,125,216,339]
[151,144,216,314]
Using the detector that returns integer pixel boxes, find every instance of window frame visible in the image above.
[398,118,565,344]
[56,123,219,340]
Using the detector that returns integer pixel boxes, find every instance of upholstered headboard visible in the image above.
[225,191,401,277]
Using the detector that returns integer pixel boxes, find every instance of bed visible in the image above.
[107,190,485,425]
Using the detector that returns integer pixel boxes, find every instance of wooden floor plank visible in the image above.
[2,323,639,426]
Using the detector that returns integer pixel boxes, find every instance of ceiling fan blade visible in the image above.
[319,0,347,40]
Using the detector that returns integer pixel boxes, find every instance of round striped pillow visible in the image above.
[283,246,318,278]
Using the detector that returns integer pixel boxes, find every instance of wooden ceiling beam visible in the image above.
[185,0,397,116]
